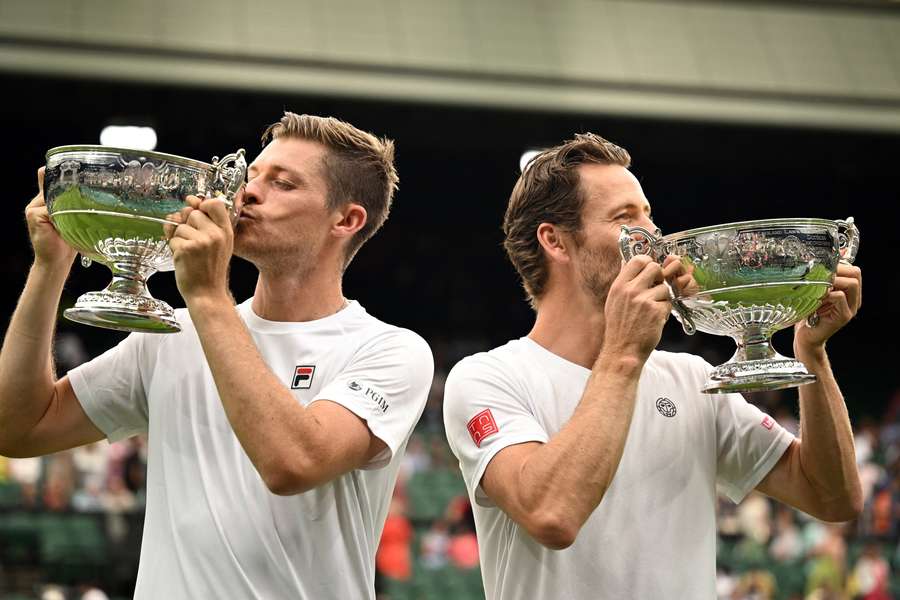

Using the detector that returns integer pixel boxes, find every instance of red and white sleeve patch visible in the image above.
[467,409,499,447]
[761,415,775,430]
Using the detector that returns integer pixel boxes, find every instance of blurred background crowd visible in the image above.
[1,333,899,600]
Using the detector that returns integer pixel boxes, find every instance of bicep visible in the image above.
[304,399,387,477]
[755,439,818,514]
[480,441,543,521]
[14,376,105,457]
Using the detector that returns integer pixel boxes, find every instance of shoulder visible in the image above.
[358,322,434,365]
[447,341,527,386]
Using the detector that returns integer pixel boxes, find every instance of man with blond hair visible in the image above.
[443,133,862,598]
[0,113,433,599]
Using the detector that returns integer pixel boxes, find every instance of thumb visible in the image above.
[37,166,46,195]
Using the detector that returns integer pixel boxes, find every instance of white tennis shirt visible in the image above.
[70,299,433,599]
[444,337,792,600]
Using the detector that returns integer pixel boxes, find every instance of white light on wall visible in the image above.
[99,125,157,151]
[519,149,543,172]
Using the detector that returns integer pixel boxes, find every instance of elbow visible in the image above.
[813,493,864,523]
[525,512,580,550]
[259,457,321,496]
[825,495,864,523]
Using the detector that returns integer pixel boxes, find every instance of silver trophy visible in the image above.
[44,145,247,333]
[619,218,860,394]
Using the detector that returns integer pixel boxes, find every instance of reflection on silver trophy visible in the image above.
[44,145,247,333]
[619,218,860,394]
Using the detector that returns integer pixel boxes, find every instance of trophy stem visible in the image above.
[63,265,181,334]
[702,329,816,394]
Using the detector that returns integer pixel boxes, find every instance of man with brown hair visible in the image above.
[443,133,862,598]
[0,113,433,598]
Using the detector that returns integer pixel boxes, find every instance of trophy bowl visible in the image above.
[619,218,860,394]
[44,145,247,333]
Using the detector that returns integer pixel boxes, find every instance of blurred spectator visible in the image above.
[73,442,109,497]
[805,524,848,598]
[731,569,776,600]
[376,492,413,582]
[770,506,804,563]
[446,496,479,570]
[43,454,76,511]
[847,540,891,600]
[399,434,430,484]
[419,519,451,570]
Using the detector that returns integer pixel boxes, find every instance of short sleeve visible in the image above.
[443,355,549,507]
[68,332,159,442]
[713,373,795,503]
[312,328,433,470]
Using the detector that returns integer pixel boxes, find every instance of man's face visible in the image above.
[234,137,333,270]
[568,163,657,306]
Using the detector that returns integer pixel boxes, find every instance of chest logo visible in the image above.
[467,409,499,447]
[656,397,677,418]
[291,365,316,389]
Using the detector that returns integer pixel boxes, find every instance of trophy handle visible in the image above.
[209,149,248,215]
[619,225,696,336]
[807,216,861,328]
[836,216,859,265]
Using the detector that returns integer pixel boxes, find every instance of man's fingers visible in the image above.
[198,197,233,230]
[37,166,45,195]
[619,254,654,279]
[170,223,202,241]
[832,276,861,313]
[631,260,664,288]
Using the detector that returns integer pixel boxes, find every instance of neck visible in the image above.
[528,284,606,369]
[251,259,346,322]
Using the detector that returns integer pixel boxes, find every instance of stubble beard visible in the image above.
[577,243,621,311]
[234,226,319,277]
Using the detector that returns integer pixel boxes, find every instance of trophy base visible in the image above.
[702,358,816,394]
[64,291,181,333]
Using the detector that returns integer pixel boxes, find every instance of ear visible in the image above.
[332,202,367,240]
[536,223,571,265]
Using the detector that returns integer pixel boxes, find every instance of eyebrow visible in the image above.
[609,201,652,215]
[247,163,306,184]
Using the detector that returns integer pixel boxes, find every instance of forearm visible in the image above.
[0,262,70,448]
[795,345,862,515]
[515,354,642,531]
[187,296,322,487]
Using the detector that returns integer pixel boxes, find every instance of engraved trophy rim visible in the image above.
[661,217,839,242]
[46,144,216,171]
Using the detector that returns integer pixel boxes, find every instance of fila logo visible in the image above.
[761,415,775,430]
[347,380,390,413]
[467,409,499,447]
[291,366,315,389]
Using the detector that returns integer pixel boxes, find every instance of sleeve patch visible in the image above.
[467,409,499,447]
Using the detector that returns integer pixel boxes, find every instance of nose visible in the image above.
[636,214,658,236]
[242,177,262,207]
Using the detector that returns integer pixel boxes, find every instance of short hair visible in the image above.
[261,112,399,267]
[503,133,631,306]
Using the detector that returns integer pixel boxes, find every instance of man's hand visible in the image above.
[794,263,862,354]
[662,255,700,298]
[25,167,77,270]
[167,195,234,305]
[601,255,672,363]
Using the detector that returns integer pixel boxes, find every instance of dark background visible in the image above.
[3,73,897,417]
